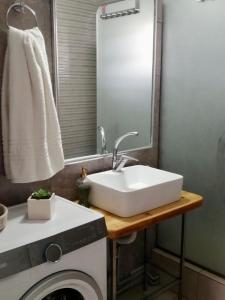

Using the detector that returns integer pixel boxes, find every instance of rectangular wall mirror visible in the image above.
[53,0,161,160]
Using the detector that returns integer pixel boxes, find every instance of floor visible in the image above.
[117,264,185,300]
[118,287,180,300]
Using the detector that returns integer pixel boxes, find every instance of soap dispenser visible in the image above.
[76,168,91,208]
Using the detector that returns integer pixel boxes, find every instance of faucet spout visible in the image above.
[112,131,139,170]
[114,131,139,150]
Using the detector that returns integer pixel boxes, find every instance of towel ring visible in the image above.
[6,2,39,29]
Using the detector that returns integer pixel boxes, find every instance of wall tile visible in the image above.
[0,0,159,207]
[182,267,198,300]
[197,273,225,300]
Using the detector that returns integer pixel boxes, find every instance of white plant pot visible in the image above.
[0,204,8,231]
[27,193,55,220]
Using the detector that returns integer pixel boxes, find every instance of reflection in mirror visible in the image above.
[54,0,159,160]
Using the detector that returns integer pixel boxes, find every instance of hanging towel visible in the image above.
[1,26,64,183]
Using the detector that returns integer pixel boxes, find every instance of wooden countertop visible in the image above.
[92,191,203,239]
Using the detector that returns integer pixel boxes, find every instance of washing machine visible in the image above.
[0,196,107,300]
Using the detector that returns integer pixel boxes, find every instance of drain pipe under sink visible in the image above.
[116,232,137,245]
[115,232,138,292]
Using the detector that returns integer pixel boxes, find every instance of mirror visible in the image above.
[54,0,159,160]
[97,0,154,154]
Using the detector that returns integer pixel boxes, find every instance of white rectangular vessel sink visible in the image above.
[87,165,183,217]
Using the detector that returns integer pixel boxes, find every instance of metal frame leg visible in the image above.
[143,228,148,291]
[178,214,186,300]
[111,240,118,300]
[110,215,186,300]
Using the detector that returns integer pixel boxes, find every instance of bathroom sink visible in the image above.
[87,165,183,217]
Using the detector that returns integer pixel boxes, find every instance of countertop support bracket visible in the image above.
[110,213,187,300]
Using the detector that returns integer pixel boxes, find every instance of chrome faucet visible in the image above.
[98,126,108,154]
[112,131,139,171]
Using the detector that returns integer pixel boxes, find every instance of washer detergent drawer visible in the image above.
[0,217,106,280]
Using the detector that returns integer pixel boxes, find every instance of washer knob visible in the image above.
[45,243,62,263]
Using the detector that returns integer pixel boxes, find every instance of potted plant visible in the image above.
[27,188,55,220]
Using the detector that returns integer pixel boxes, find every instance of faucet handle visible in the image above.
[115,154,139,171]
[120,154,139,162]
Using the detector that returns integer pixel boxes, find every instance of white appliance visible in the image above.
[0,196,107,300]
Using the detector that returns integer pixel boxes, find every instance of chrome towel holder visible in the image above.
[100,0,140,20]
[6,0,39,28]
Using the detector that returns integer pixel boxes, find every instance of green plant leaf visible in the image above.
[31,188,52,199]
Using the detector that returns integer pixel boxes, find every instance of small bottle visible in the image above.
[77,168,91,208]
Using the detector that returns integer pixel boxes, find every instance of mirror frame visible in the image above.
[51,0,162,164]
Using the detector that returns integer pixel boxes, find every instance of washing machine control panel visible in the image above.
[45,244,62,263]
[0,217,106,280]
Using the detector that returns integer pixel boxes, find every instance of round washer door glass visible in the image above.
[20,271,103,300]
[42,288,84,299]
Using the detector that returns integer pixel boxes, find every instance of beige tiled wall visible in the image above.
[0,0,160,207]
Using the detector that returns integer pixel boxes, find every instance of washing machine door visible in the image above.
[20,271,103,300]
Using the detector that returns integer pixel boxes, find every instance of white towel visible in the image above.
[1,26,64,183]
